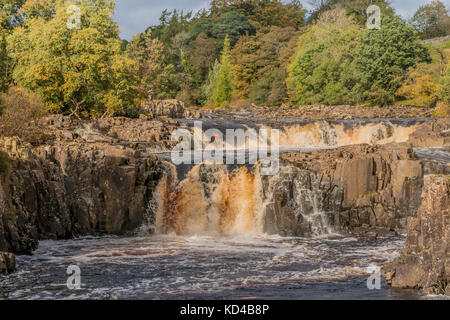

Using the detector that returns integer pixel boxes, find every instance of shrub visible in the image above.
[0,86,48,143]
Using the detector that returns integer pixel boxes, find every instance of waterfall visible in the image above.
[154,163,265,236]
[147,119,422,238]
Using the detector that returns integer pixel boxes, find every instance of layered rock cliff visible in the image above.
[265,144,439,237]
[0,137,168,256]
[385,175,449,295]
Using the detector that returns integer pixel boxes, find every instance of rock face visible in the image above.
[385,175,449,295]
[0,138,168,255]
[0,251,15,274]
[269,144,443,237]
[407,118,450,148]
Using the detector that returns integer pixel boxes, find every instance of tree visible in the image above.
[307,0,394,25]
[127,30,177,100]
[203,59,221,106]
[191,10,255,49]
[396,66,440,107]
[189,33,218,81]
[232,25,298,104]
[210,0,306,29]
[0,0,26,91]
[410,1,450,39]
[411,1,450,39]
[351,15,431,105]
[287,8,362,105]
[8,0,142,118]
[439,45,450,105]
[213,36,234,107]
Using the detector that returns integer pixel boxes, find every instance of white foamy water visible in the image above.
[0,234,420,300]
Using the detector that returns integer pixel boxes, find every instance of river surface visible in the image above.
[0,234,423,300]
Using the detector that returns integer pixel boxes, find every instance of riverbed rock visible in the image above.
[142,99,186,119]
[385,175,449,295]
[407,117,450,147]
[0,251,15,274]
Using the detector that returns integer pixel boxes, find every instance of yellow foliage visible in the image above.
[397,65,439,107]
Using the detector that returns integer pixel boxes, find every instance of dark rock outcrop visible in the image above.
[0,251,15,274]
[0,138,168,255]
[269,144,447,237]
[384,175,449,295]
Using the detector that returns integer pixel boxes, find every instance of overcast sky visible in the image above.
[114,0,450,40]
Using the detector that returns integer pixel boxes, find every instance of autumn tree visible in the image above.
[189,33,218,81]
[210,0,306,29]
[232,25,298,105]
[127,30,177,100]
[8,0,142,118]
[410,0,450,39]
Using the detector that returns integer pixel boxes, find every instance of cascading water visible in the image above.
[154,163,265,236]
[178,118,426,151]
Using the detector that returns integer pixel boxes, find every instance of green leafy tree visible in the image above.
[191,11,255,49]
[410,1,450,39]
[307,0,394,25]
[8,0,142,118]
[203,59,221,106]
[288,8,362,105]
[351,15,431,105]
[213,36,234,107]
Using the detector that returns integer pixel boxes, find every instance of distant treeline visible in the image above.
[0,0,449,119]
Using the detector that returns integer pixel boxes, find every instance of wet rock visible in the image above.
[385,175,450,295]
[209,104,435,121]
[0,252,15,274]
